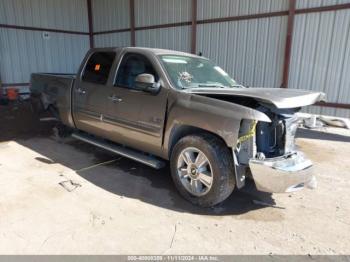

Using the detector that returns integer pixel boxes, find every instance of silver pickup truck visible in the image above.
[30,47,325,207]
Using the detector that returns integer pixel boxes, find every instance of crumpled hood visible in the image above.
[184,87,326,109]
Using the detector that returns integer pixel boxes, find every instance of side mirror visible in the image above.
[134,74,161,94]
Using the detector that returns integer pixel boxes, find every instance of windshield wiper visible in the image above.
[197,84,227,88]
[230,84,245,88]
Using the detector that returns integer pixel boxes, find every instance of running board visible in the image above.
[72,132,165,169]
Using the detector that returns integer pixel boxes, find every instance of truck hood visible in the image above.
[184,87,326,109]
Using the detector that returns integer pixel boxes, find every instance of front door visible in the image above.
[104,52,168,155]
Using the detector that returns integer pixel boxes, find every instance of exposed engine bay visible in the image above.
[197,94,301,159]
[197,93,313,191]
[255,104,300,158]
[235,104,301,189]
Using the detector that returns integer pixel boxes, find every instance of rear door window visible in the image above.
[82,52,116,85]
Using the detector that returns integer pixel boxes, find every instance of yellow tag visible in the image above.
[237,121,257,144]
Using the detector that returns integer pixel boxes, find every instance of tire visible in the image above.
[53,123,72,139]
[49,106,72,139]
[170,134,235,207]
[30,96,45,114]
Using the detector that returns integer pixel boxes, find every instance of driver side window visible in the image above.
[115,53,159,89]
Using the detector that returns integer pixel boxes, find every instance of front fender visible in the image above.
[163,92,270,154]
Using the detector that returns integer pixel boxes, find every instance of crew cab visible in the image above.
[30,47,325,207]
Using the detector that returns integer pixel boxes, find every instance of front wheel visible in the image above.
[170,134,235,207]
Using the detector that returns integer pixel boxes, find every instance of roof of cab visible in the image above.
[89,46,205,59]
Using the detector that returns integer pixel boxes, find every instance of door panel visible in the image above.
[104,87,168,155]
[104,52,168,156]
[73,82,111,138]
[72,51,116,138]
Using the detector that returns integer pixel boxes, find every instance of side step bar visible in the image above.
[72,132,165,169]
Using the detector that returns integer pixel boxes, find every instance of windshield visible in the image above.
[159,55,242,89]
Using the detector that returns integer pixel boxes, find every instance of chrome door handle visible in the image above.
[77,88,86,94]
[108,95,122,102]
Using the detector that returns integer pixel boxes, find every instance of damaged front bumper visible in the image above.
[249,151,317,193]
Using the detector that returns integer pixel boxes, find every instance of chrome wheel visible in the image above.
[176,147,213,196]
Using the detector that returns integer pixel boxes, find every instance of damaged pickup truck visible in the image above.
[30,47,325,207]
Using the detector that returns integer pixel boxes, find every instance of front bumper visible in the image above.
[249,151,317,193]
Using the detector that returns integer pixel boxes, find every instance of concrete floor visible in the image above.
[0,103,350,254]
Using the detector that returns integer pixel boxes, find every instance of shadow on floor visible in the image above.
[296,128,350,143]
[20,137,277,216]
[0,102,53,142]
[2,102,276,216]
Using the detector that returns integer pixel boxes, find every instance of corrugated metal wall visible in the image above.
[197,0,289,19]
[289,5,350,118]
[135,0,191,27]
[296,0,350,9]
[93,0,289,84]
[1,0,349,117]
[196,1,288,87]
[92,0,130,48]
[0,0,88,31]
[94,32,131,48]
[0,0,89,91]
[90,0,350,117]
[136,26,191,52]
[197,16,287,88]
[92,0,130,32]
[0,29,89,83]
[134,0,191,51]
[93,0,192,51]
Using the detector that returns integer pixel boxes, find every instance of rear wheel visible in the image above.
[30,95,45,114]
[47,106,72,140]
[170,134,235,207]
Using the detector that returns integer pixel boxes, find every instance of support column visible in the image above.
[281,0,296,88]
[130,0,136,46]
[191,0,197,54]
[87,0,94,48]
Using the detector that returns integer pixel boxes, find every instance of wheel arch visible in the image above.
[167,125,231,159]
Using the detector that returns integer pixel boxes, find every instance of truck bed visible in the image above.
[30,73,75,127]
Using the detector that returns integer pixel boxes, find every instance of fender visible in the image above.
[163,91,271,156]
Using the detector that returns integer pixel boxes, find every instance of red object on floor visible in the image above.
[7,88,18,101]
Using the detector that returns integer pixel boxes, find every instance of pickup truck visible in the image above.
[30,47,325,207]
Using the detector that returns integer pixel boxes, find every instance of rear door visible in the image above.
[103,52,169,155]
[73,51,116,138]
